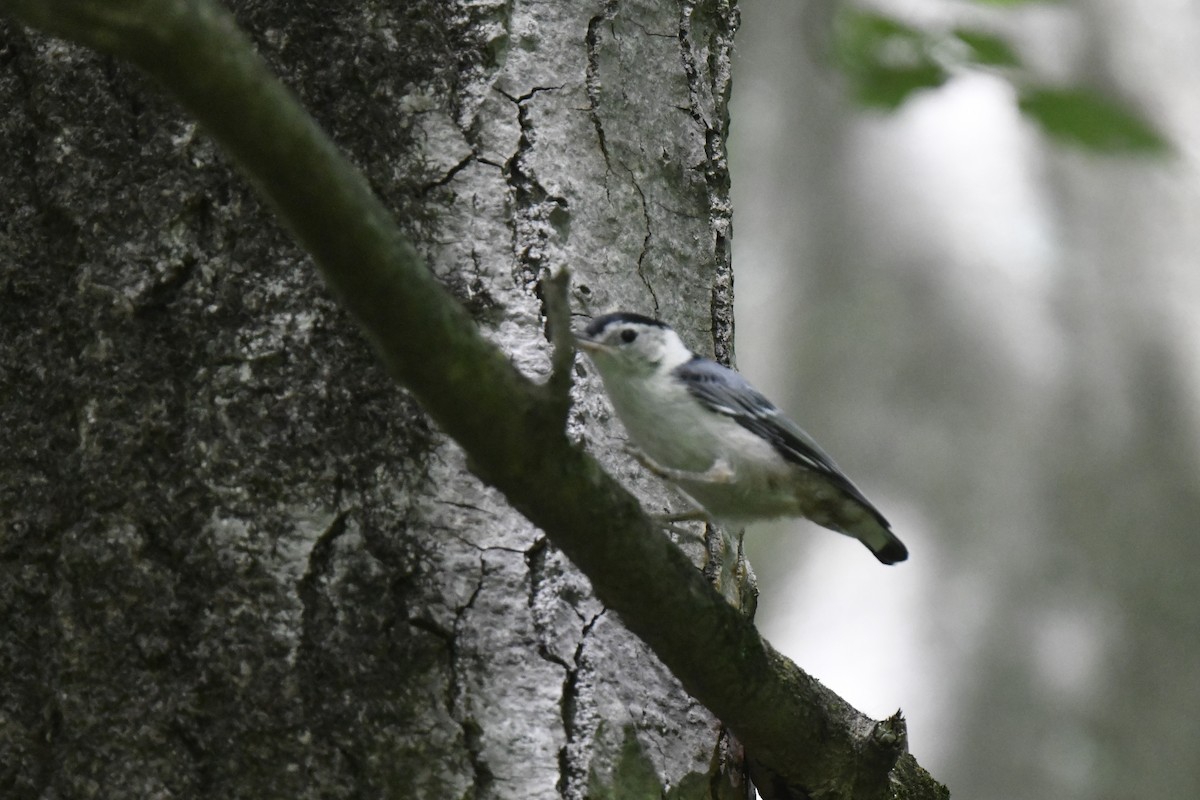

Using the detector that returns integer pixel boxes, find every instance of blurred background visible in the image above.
[730,1,1200,798]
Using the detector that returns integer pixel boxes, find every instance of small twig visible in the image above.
[539,267,574,420]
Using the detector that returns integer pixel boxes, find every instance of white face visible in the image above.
[577,314,694,376]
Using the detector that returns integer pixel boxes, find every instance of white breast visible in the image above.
[595,367,792,522]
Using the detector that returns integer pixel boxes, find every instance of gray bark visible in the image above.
[0,2,748,798]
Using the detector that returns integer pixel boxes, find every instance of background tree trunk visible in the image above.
[732,1,1200,797]
[0,2,747,798]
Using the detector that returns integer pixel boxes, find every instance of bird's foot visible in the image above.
[652,515,707,541]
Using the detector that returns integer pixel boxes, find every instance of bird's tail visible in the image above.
[853,518,908,565]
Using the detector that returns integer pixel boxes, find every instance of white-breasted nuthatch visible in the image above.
[576,311,907,564]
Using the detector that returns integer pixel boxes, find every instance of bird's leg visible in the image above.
[654,517,707,542]
[649,507,708,541]
[658,508,710,524]
[625,446,737,486]
[622,446,723,543]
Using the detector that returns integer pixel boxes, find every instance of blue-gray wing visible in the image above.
[673,357,888,524]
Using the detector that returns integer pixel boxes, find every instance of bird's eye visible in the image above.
[620,329,638,344]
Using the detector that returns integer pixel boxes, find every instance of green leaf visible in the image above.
[833,10,949,109]
[1018,87,1171,154]
[850,63,948,109]
[953,28,1022,68]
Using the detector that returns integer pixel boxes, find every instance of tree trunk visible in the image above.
[0,2,748,798]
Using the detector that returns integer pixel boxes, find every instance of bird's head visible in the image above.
[575,312,695,376]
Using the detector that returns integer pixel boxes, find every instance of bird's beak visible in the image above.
[574,334,608,354]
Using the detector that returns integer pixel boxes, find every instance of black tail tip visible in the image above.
[872,538,909,565]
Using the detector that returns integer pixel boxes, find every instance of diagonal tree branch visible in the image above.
[0,1,947,797]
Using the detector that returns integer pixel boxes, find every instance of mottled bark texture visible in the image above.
[0,2,749,798]
[0,1,949,799]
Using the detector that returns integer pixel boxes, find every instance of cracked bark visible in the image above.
[0,1,758,799]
